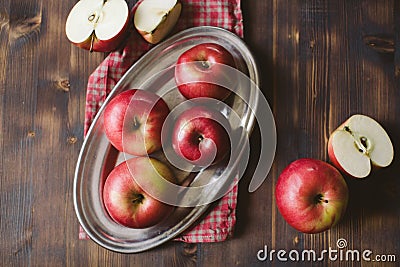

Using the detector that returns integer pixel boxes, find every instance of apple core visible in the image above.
[344,126,370,155]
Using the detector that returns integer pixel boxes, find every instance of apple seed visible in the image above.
[88,14,96,22]
[344,126,369,155]
[360,136,369,150]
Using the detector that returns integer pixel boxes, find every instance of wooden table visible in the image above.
[1,0,399,266]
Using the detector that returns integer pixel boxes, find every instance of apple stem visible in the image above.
[131,194,144,204]
[315,194,329,204]
[344,126,369,155]
[197,61,211,69]
[132,116,141,130]
[202,61,210,68]
[89,34,95,53]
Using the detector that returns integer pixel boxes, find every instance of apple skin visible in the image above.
[275,158,349,234]
[172,105,231,166]
[327,129,349,176]
[74,21,131,52]
[103,89,170,156]
[103,157,177,228]
[175,43,236,101]
[327,119,359,177]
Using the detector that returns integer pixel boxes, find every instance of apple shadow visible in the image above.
[229,31,278,238]
[340,121,400,223]
[233,122,262,238]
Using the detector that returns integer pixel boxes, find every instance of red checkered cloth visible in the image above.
[81,0,243,243]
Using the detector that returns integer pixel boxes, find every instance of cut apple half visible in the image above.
[65,0,130,52]
[134,0,182,44]
[328,114,394,178]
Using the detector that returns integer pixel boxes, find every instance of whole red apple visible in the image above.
[275,158,349,234]
[172,105,231,167]
[174,43,236,101]
[103,157,176,228]
[103,89,170,156]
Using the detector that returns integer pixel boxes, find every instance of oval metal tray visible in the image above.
[73,26,260,253]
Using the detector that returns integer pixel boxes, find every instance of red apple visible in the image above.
[275,158,349,234]
[328,114,394,178]
[175,43,236,101]
[171,105,231,167]
[103,157,177,228]
[103,89,170,156]
[65,0,130,52]
[133,0,182,44]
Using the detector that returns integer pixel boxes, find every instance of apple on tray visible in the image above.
[175,43,237,101]
[103,157,177,228]
[103,89,170,156]
[65,0,130,52]
[275,158,349,234]
[328,114,394,178]
[171,105,231,167]
[133,0,182,44]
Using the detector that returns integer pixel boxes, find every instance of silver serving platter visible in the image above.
[73,26,260,253]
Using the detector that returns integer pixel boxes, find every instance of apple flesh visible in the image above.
[275,158,349,234]
[103,89,170,156]
[133,0,182,44]
[328,114,394,178]
[65,0,130,52]
[172,105,231,167]
[175,43,236,101]
[103,157,177,228]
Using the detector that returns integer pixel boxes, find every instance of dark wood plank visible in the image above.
[0,0,103,265]
[0,0,399,266]
[0,1,39,266]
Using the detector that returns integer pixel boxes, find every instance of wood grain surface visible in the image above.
[1,0,399,266]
